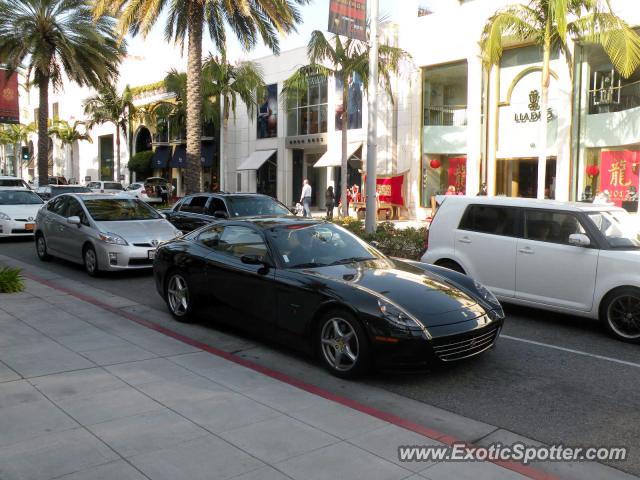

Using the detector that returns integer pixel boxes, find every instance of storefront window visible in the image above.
[582,148,640,210]
[257,84,278,139]
[421,155,467,208]
[422,62,468,127]
[335,72,364,130]
[287,76,328,136]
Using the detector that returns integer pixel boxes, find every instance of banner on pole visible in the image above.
[0,70,19,124]
[328,0,367,41]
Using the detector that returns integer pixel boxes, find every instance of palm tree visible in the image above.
[49,120,92,180]
[0,0,125,185]
[83,85,136,182]
[2,123,36,178]
[480,0,640,199]
[93,0,310,194]
[283,32,409,217]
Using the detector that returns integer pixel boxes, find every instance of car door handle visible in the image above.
[458,237,472,244]
[518,247,534,254]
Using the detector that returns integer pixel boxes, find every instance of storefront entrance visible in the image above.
[496,157,556,199]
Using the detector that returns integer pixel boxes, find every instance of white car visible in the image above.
[0,188,44,237]
[422,196,640,342]
[86,181,125,194]
[124,182,155,203]
[0,176,31,190]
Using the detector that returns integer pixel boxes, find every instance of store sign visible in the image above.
[376,175,405,206]
[447,157,466,194]
[0,70,19,124]
[328,0,367,41]
[600,150,640,206]
[513,90,555,124]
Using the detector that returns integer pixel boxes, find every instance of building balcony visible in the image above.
[424,105,468,127]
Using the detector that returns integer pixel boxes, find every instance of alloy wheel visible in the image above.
[36,236,48,260]
[84,248,97,275]
[320,317,360,372]
[167,274,189,317]
[607,294,640,340]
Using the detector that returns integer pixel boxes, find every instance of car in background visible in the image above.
[48,176,69,185]
[0,176,31,190]
[124,182,157,204]
[0,189,44,237]
[142,177,173,204]
[422,196,640,343]
[35,185,91,201]
[153,217,504,378]
[164,193,292,233]
[35,194,182,276]
[86,181,125,194]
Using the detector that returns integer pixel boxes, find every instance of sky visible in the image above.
[122,0,417,87]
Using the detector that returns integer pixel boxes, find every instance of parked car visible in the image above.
[48,176,69,185]
[142,177,173,204]
[35,185,91,200]
[153,217,504,378]
[35,194,182,276]
[422,196,640,343]
[86,181,125,194]
[0,189,44,237]
[164,193,292,233]
[0,176,31,190]
[124,182,156,204]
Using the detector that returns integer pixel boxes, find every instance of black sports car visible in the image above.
[153,216,505,378]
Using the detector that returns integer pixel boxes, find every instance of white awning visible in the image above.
[313,143,362,168]
[237,149,277,170]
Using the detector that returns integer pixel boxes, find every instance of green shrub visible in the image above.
[0,267,25,293]
[333,219,427,260]
[127,150,154,176]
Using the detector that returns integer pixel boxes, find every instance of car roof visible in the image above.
[0,187,33,192]
[217,216,323,229]
[440,195,625,213]
[182,192,273,199]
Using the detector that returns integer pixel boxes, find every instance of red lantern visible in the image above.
[430,159,441,169]
[586,165,600,177]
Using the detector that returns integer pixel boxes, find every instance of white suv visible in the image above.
[421,196,640,342]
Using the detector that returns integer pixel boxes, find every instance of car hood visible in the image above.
[96,219,179,244]
[0,204,43,220]
[303,259,486,327]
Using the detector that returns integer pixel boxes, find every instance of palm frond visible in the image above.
[480,5,541,66]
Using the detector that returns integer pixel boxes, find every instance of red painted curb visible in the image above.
[23,271,558,480]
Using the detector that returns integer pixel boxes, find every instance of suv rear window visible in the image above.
[104,182,123,190]
[459,205,519,237]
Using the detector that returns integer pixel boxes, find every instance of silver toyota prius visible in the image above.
[35,194,182,276]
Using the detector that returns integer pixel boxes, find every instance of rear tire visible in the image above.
[83,245,100,277]
[316,310,370,378]
[600,287,640,343]
[35,234,51,261]
[435,259,465,274]
[165,271,196,322]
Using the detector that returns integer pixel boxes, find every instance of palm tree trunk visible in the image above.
[537,20,552,200]
[115,126,121,182]
[340,75,349,217]
[37,76,50,185]
[185,2,204,195]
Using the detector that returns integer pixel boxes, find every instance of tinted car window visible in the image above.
[216,226,268,259]
[196,225,223,248]
[208,198,227,215]
[0,191,43,205]
[51,186,91,196]
[524,210,587,245]
[459,205,519,237]
[0,179,29,188]
[83,199,161,221]
[104,182,123,190]
[50,196,69,216]
[181,196,208,214]
[225,196,291,217]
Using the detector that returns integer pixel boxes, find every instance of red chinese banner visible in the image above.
[447,157,467,194]
[600,150,640,206]
[0,70,19,124]
[328,0,367,41]
[376,175,405,207]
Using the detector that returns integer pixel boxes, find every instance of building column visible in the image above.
[486,67,500,196]
[466,55,483,196]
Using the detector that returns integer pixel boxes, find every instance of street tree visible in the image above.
[1,123,36,177]
[283,31,409,217]
[481,0,640,199]
[83,85,136,182]
[49,120,92,180]
[94,0,310,194]
[0,0,125,185]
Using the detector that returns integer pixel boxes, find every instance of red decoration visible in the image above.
[430,159,441,169]
[586,165,600,177]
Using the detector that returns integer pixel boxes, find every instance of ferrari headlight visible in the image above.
[98,232,128,245]
[473,280,499,306]
[0,212,10,220]
[377,299,423,329]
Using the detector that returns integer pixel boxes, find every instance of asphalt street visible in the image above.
[2,237,640,476]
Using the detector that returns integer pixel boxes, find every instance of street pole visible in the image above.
[365,0,379,234]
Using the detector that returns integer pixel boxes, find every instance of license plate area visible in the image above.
[148,250,156,260]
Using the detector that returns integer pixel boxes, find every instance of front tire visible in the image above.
[316,310,370,378]
[165,271,195,322]
[601,288,640,343]
[83,245,100,277]
[35,234,51,261]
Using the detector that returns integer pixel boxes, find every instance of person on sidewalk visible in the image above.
[325,186,335,219]
[300,179,312,218]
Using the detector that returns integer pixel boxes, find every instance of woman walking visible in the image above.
[325,186,335,219]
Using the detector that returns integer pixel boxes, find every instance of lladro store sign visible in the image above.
[514,90,555,124]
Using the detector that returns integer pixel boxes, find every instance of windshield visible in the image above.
[0,190,43,205]
[588,210,640,249]
[226,196,291,217]
[83,198,161,221]
[0,179,29,188]
[266,223,382,268]
[52,187,91,195]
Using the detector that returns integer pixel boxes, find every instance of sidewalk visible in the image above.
[0,261,634,480]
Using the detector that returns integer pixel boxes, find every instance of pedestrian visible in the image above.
[477,183,487,196]
[325,186,335,219]
[300,179,312,218]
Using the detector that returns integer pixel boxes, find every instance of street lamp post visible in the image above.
[365,0,379,234]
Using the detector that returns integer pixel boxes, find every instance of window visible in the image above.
[66,198,89,225]
[197,225,223,249]
[459,205,519,237]
[49,196,69,217]
[103,182,123,190]
[207,198,227,216]
[257,84,278,139]
[52,102,59,120]
[422,62,468,127]
[83,199,161,221]
[87,182,100,189]
[524,210,587,245]
[287,75,328,136]
[180,196,208,214]
[335,72,364,131]
[216,226,268,260]
[0,191,42,205]
[225,195,291,217]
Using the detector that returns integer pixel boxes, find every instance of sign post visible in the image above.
[365,0,378,233]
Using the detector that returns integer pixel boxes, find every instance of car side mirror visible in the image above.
[67,216,81,227]
[568,233,590,247]
[213,210,228,219]
[241,254,264,265]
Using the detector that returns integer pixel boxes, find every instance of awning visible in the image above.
[237,149,276,170]
[170,145,186,168]
[314,142,362,168]
[152,146,171,168]
[201,142,216,168]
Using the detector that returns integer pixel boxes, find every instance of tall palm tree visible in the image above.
[93,0,310,194]
[83,85,136,182]
[481,0,640,199]
[49,120,93,180]
[2,123,36,178]
[0,0,125,185]
[283,32,410,217]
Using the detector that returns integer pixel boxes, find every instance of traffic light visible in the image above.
[21,146,29,162]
